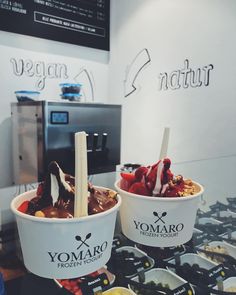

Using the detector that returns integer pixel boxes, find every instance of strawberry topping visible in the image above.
[128,182,151,196]
[17,201,29,213]
[119,158,196,197]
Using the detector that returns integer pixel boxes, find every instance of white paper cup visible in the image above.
[115,180,203,247]
[11,187,121,279]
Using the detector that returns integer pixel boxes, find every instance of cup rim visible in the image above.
[11,186,121,224]
[103,287,136,294]
[114,179,204,202]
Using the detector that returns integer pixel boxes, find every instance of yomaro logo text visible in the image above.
[133,211,184,239]
[47,233,108,269]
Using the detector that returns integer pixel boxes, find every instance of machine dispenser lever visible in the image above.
[11,101,121,182]
[92,133,98,151]
[86,133,89,149]
[102,133,107,151]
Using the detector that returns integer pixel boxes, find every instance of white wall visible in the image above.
[1,0,236,226]
[109,0,236,208]
[0,30,110,188]
[0,29,110,228]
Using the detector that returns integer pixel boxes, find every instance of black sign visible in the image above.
[0,0,110,51]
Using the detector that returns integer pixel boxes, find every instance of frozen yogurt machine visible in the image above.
[11,101,121,185]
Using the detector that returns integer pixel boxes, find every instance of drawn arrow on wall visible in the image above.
[124,48,151,97]
[74,68,95,101]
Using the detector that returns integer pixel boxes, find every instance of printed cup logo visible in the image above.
[76,233,91,250]
[47,233,108,269]
[133,210,185,239]
[153,211,167,224]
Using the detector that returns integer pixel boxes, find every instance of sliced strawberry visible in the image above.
[163,158,171,168]
[165,187,179,197]
[120,172,136,182]
[146,180,155,192]
[128,182,151,196]
[146,166,157,185]
[120,178,132,191]
[17,201,29,213]
[135,166,148,181]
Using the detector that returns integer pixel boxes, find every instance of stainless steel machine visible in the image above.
[11,101,121,185]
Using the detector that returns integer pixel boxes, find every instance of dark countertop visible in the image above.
[2,205,236,295]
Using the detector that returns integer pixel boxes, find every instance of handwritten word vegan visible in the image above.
[10,58,68,90]
[159,59,214,91]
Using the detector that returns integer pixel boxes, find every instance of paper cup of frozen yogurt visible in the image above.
[115,180,203,247]
[11,187,121,279]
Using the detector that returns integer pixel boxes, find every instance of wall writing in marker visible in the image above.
[10,57,95,101]
[159,59,214,91]
[10,58,69,90]
[124,52,214,98]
